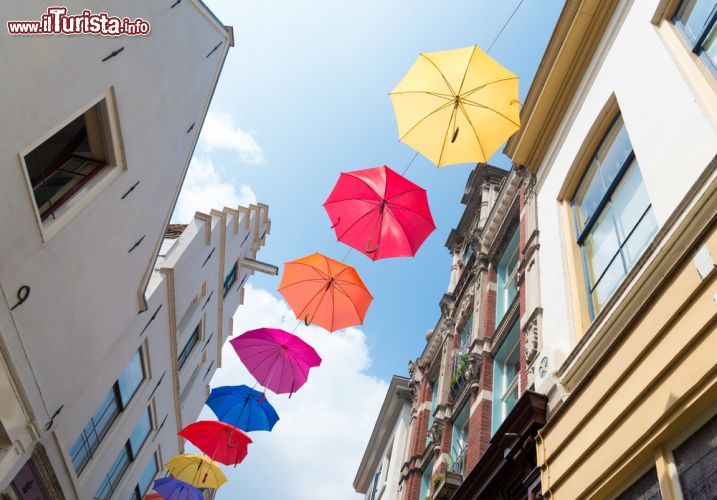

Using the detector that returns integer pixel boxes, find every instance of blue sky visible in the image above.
[174,1,563,497]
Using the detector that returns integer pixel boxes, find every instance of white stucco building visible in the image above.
[505,0,717,497]
[354,376,412,500]
[0,2,276,499]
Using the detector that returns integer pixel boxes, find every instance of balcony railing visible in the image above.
[452,447,467,477]
[449,370,467,401]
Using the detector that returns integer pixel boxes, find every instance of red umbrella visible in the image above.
[324,165,435,260]
[178,420,252,466]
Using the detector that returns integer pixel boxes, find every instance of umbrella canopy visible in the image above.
[390,45,520,167]
[324,165,435,260]
[278,253,373,332]
[178,420,252,466]
[230,328,321,395]
[143,494,163,500]
[166,454,227,489]
[152,477,203,500]
[206,385,280,432]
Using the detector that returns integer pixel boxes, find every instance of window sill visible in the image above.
[37,165,122,243]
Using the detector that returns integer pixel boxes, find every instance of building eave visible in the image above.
[353,376,411,492]
[504,0,619,173]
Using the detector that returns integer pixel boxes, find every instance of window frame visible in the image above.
[570,114,656,319]
[223,261,238,297]
[672,0,717,75]
[17,88,126,241]
[70,347,146,475]
[177,322,201,370]
[495,227,520,325]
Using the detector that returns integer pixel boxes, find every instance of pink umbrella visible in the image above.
[324,165,435,261]
[230,328,321,396]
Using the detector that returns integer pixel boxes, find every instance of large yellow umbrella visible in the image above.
[166,453,228,489]
[389,45,520,167]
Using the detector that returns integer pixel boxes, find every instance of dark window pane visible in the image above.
[118,350,144,407]
[137,455,158,495]
[223,262,238,297]
[616,467,662,500]
[95,446,130,500]
[129,409,152,458]
[674,414,717,499]
[676,0,717,43]
[178,324,200,370]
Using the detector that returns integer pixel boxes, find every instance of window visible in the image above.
[223,262,239,297]
[673,413,717,498]
[132,454,159,500]
[368,463,382,500]
[673,0,717,75]
[177,323,200,370]
[492,321,520,434]
[23,99,114,223]
[615,467,662,500]
[462,243,474,265]
[95,407,152,500]
[419,459,434,500]
[426,380,438,446]
[451,403,470,476]
[572,115,657,317]
[69,348,145,474]
[496,228,519,325]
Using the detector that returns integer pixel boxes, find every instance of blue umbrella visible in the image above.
[206,385,279,432]
[152,477,203,500]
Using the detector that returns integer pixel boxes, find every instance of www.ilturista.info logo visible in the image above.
[7,7,150,36]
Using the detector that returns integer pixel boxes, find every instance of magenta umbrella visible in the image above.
[230,328,321,396]
[324,165,435,261]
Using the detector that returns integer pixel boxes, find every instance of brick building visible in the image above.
[369,163,547,500]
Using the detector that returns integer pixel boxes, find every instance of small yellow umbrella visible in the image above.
[390,45,521,167]
[166,453,228,489]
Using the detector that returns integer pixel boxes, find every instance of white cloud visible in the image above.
[172,156,257,223]
[199,111,265,165]
[207,285,388,500]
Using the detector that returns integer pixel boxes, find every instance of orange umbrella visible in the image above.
[278,253,372,332]
[143,494,162,500]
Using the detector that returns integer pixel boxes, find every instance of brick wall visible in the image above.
[465,357,492,473]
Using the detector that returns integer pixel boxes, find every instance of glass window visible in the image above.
[673,413,717,498]
[118,350,145,408]
[95,445,130,500]
[451,403,470,476]
[23,101,111,222]
[368,463,382,500]
[616,467,662,500]
[572,115,658,317]
[419,459,434,499]
[177,323,200,370]
[674,0,717,73]
[223,262,238,297]
[69,348,145,475]
[492,321,520,434]
[462,243,473,265]
[69,390,119,473]
[496,228,520,325]
[129,408,152,458]
[426,380,438,446]
[132,454,158,500]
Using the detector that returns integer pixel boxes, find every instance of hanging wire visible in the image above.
[401,150,420,176]
[340,246,353,263]
[486,0,525,54]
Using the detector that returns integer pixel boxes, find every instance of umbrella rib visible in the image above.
[333,283,364,327]
[386,203,436,226]
[386,187,425,202]
[330,172,383,202]
[419,53,457,96]
[461,76,519,98]
[457,100,488,161]
[285,261,330,280]
[277,277,329,291]
[334,204,383,241]
[383,209,419,254]
[456,45,477,96]
[459,98,520,128]
[389,90,455,100]
[397,100,455,142]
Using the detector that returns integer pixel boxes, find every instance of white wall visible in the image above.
[535,0,717,363]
